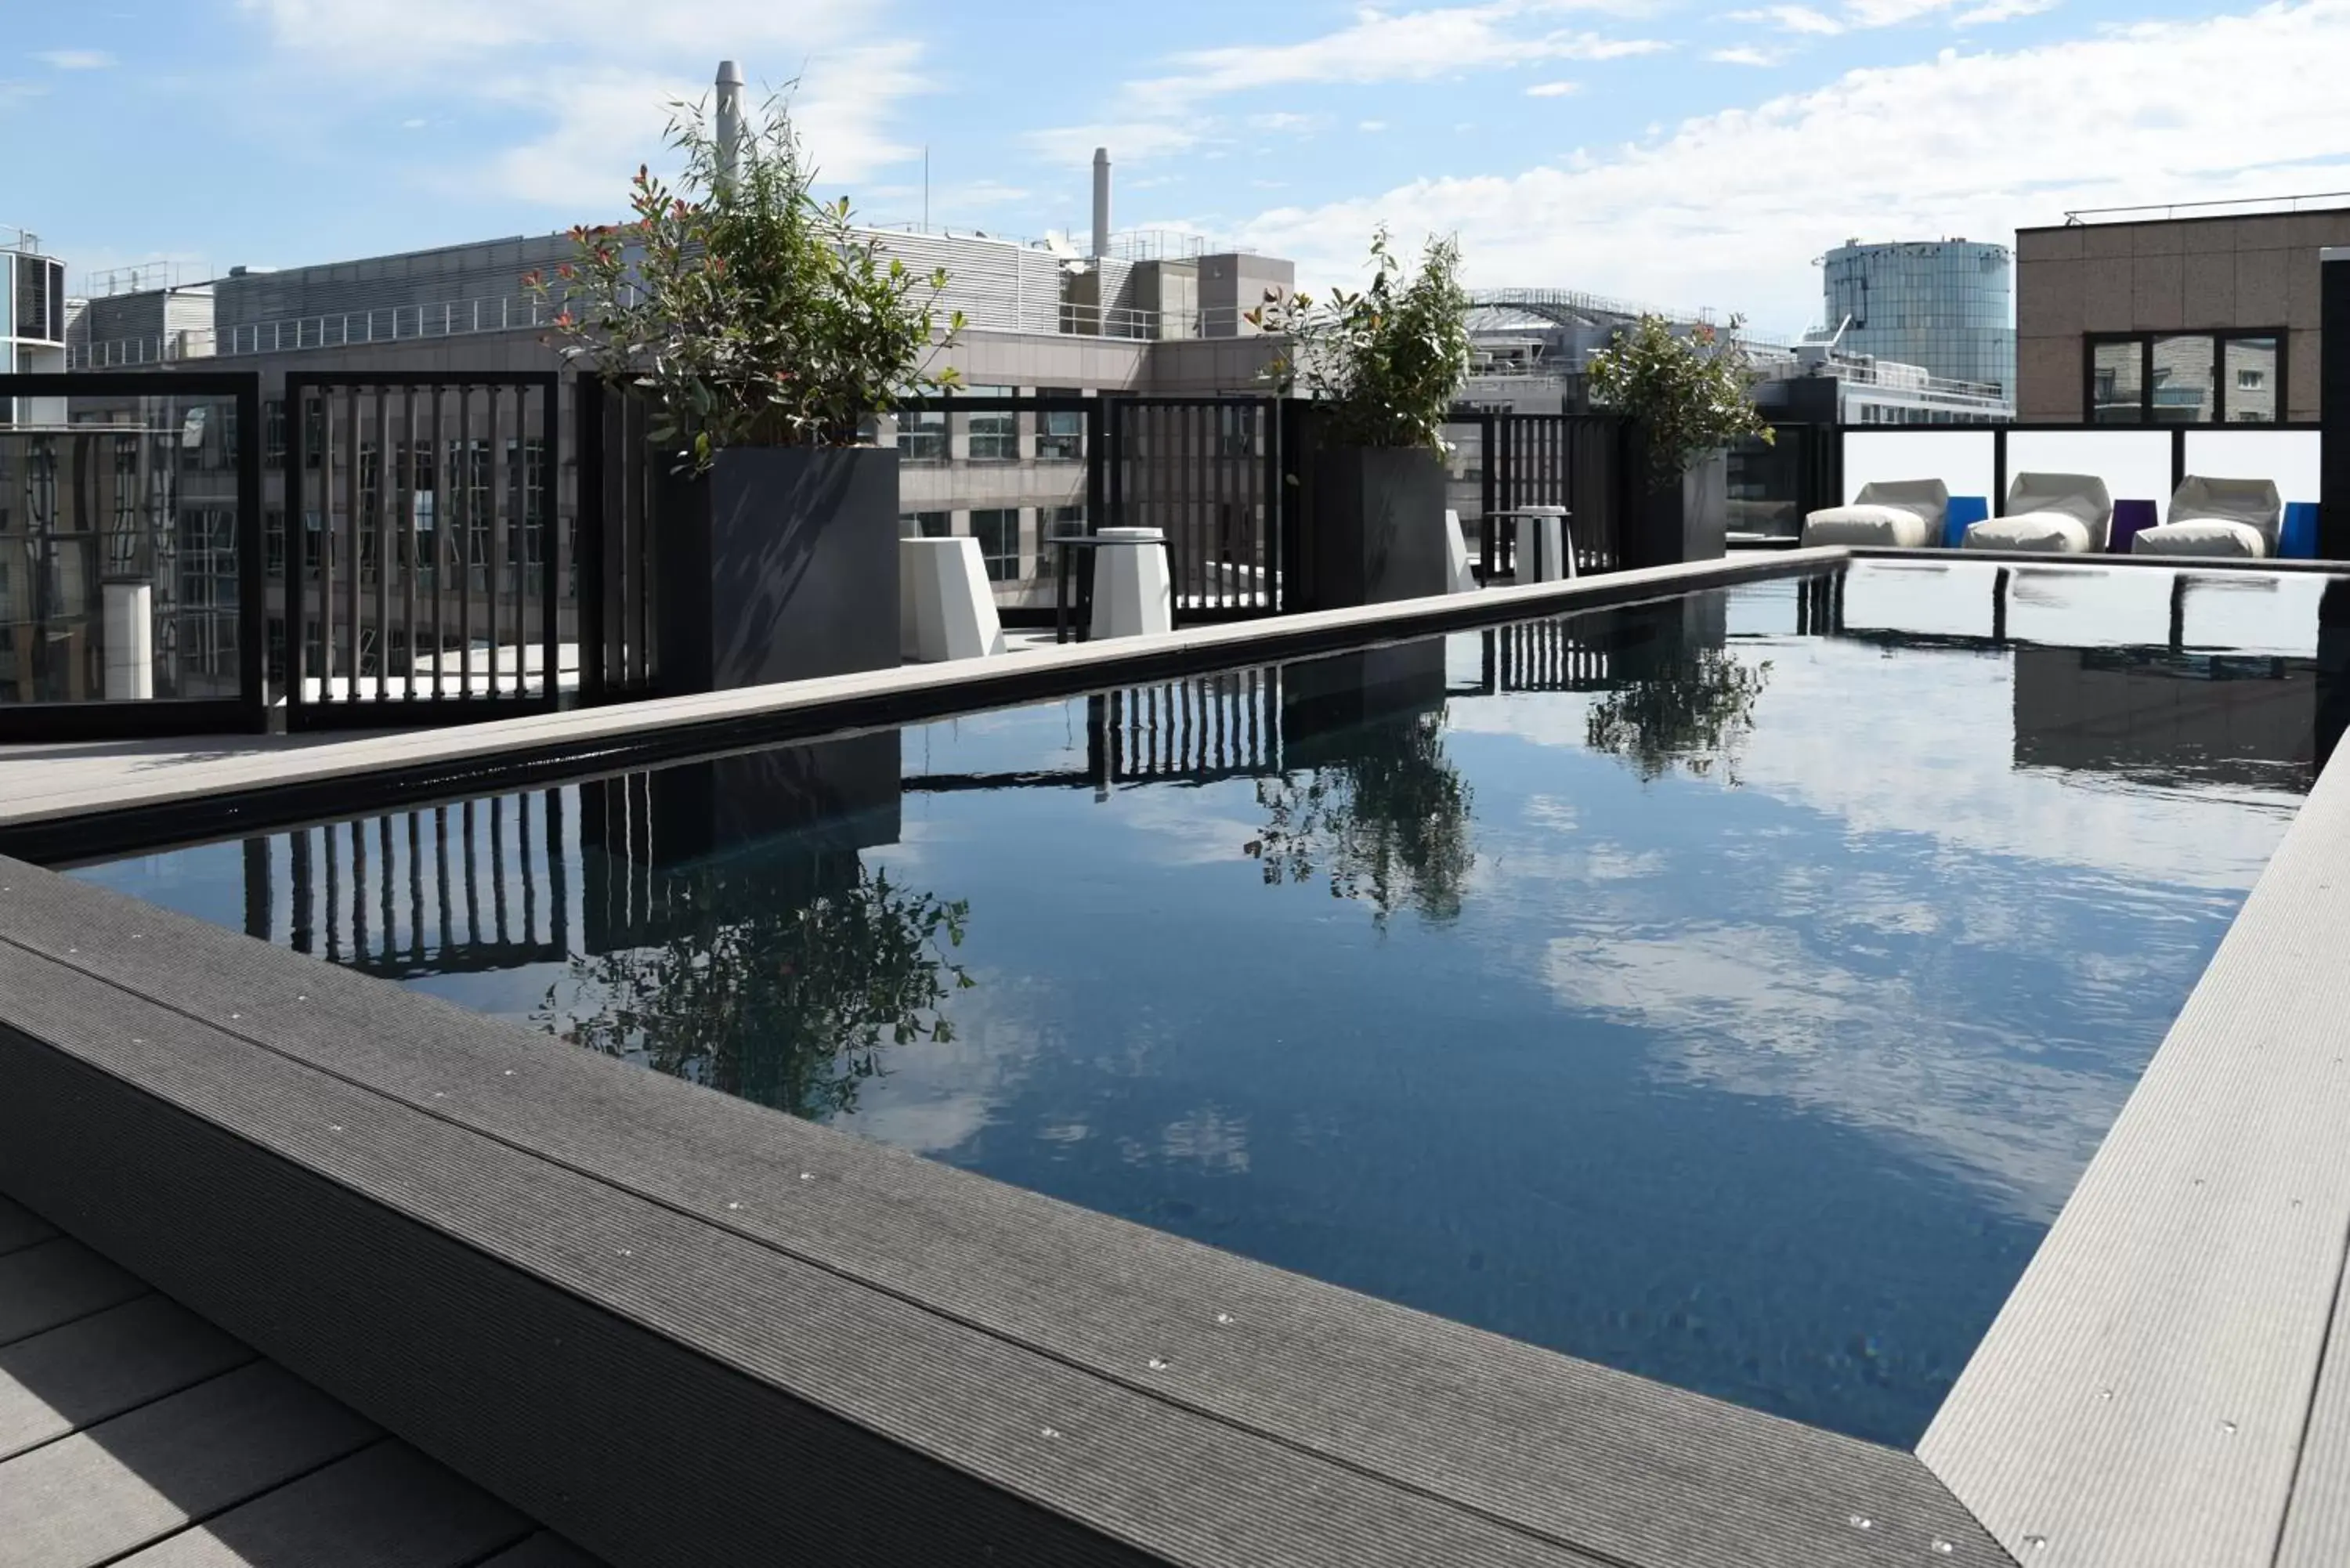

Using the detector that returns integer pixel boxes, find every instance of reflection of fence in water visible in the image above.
[245,788,576,977]
[1485,620,1614,693]
[1097,668,1283,782]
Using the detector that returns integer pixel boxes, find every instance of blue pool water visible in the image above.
[82,562,2348,1447]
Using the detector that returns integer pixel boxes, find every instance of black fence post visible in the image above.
[576,376,607,708]
[234,372,268,729]
[1277,396,1307,614]
[2323,251,2350,560]
[1260,397,1282,615]
[1478,410,1498,583]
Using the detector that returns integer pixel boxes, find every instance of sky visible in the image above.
[7,0,2348,336]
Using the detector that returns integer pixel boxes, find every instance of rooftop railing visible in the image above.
[2063,190,2350,224]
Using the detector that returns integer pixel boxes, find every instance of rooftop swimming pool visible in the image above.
[79,561,2350,1448]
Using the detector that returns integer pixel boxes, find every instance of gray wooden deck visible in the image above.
[0,1194,599,1568]
[1917,688,2350,1567]
[0,850,2007,1567]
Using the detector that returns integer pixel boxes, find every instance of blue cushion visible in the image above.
[1943,495,1989,548]
[2280,501,2319,559]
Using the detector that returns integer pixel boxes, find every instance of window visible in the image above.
[2086,332,2283,424]
[966,386,1017,462]
[264,399,287,471]
[970,508,1021,582]
[2225,338,2279,423]
[2150,336,2215,424]
[1037,388,1083,462]
[899,511,949,538]
[898,410,945,464]
[1047,504,1086,539]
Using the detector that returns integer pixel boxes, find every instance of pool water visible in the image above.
[83,562,2350,1447]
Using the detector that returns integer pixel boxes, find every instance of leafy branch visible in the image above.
[526,88,965,471]
[1584,314,1773,488]
[1245,228,1473,453]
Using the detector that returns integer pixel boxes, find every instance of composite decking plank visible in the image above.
[1922,735,2350,1567]
[0,1361,380,1568]
[0,943,1617,1568]
[0,1194,56,1257]
[0,858,2002,1567]
[112,1441,532,1568]
[2274,1235,2350,1567]
[0,1295,255,1461]
[0,1237,146,1348]
[469,1533,608,1568]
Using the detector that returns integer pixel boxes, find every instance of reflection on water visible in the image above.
[78,562,2350,1450]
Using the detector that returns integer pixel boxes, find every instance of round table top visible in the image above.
[1489,505,1572,519]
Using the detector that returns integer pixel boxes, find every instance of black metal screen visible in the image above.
[284,373,562,729]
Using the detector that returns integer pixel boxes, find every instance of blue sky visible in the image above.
[8,0,2347,335]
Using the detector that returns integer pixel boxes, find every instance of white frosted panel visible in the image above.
[2182,429,2322,508]
[1841,430,1996,508]
[2004,430,2174,520]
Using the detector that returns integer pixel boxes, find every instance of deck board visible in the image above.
[0,850,2004,1567]
[0,1195,56,1257]
[2273,1237,2350,1566]
[0,1238,146,1347]
[1921,714,2350,1566]
[0,1295,255,1461]
[472,1534,609,1568]
[0,1362,381,1568]
[110,1442,533,1568]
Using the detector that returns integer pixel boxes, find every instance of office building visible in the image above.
[2012,196,2341,424]
[1819,240,2015,397]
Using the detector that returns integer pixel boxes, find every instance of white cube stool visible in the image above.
[1444,510,1476,594]
[1089,527,1173,640]
[899,537,1006,663]
[102,583,154,700]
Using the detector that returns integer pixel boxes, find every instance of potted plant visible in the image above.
[1249,229,1471,609]
[531,91,964,691]
[1583,315,1773,567]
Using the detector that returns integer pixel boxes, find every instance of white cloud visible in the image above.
[1234,0,2350,331]
[1730,5,1846,33]
[1022,120,1210,168]
[1709,45,1782,63]
[239,0,928,207]
[1032,2,1666,165]
[1358,118,1390,131]
[34,49,116,70]
[1524,79,1582,96]
[1955,0,2059,22]
[1133,3,1668,106]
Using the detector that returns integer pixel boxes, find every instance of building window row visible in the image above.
[2087,331,2283,425]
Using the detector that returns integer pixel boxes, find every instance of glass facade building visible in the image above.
[1821,240,2015,396]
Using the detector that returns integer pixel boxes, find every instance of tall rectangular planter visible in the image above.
[1300,444,1450,611]
[1629,450,1730,569]
[655,446,900,693]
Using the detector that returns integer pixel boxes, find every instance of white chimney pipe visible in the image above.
[1091,146,1111,259]
[714,60,745,196]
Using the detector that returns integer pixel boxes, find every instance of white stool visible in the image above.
[899,537,1005,663]
[1520,508,1571,583]
[102,583,154,699]
[1444,510,1476,593]
[1089,527,1173,639]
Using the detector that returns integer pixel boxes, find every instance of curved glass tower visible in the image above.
[1820,240,2014,396]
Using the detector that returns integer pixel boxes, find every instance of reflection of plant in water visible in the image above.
[1248,709,1474,926]
[1587,650,1772,784]
[540,863,972,1121]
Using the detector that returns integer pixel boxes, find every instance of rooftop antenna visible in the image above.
[714,60,745,196]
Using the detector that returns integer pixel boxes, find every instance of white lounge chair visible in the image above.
[1802,479,1950,548]
[1962,473,2113,554]
[2130,476,2283,558]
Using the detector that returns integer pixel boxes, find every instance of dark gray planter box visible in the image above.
[1632,450,1730,569]
[1300,443,1450,610]
[656,446,900,693]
